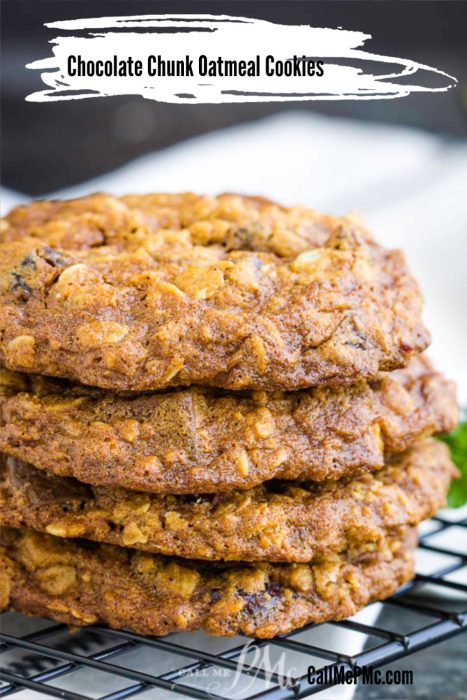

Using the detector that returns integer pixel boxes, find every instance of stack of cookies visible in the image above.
[0,193,458,638]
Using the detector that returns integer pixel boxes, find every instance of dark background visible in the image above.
[1,0,466,196]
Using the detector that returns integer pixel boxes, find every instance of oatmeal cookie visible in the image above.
[0,527,415,637]
[0,193,429,391]
[0,357,456,493]
[0,440,454,562]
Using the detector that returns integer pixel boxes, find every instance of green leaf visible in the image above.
[438,420,467,508]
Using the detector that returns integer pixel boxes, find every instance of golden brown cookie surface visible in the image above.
[0,356,457,493]
[0,527,415,637]
[0,440,454,562]
[0,193,429,391]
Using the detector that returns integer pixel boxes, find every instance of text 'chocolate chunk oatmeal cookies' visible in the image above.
[0,193,429,391]
[0,527,416,638]
[0,356,456,492]
[0,440,455,562]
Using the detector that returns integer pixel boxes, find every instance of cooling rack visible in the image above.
[1,513,466,700]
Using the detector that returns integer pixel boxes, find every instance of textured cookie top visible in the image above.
[0,440,454,562]
[0,527,415,637]
[0,356,457,493]
[0,193,429,391]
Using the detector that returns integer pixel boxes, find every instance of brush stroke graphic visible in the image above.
[26,14,457,103]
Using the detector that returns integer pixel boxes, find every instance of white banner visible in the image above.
[26,14,457,103]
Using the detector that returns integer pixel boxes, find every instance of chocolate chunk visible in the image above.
[3,456,91,506]
[42,246,67,268]
[9,272,32,301]
[20,254,37,269]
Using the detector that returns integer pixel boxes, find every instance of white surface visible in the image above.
[2,111,466,399]
[2,606,381,700]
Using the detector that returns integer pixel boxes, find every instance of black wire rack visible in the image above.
[1,513,466,700]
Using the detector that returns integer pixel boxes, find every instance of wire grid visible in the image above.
[0,513,466,700]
